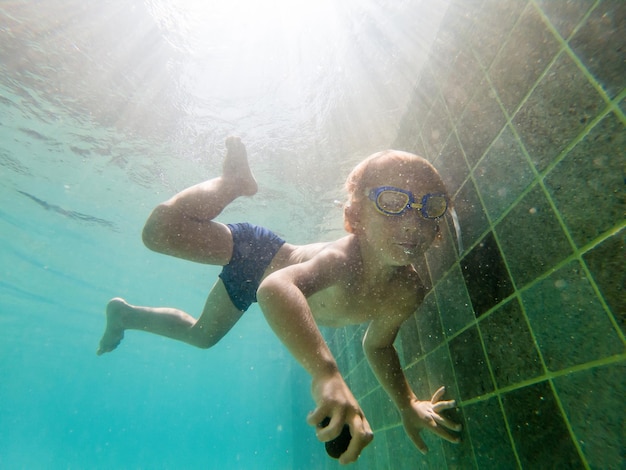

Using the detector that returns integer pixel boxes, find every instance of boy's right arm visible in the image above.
[257,258,373,464]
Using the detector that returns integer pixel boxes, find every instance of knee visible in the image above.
[142,205,170,252]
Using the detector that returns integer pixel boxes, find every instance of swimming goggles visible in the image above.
[368,186,448,219]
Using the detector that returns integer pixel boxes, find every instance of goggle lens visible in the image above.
[369,187,448,219]
[421,195,448,219]
[376,190,410,214]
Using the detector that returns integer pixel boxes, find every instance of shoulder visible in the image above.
[265,235,360,296]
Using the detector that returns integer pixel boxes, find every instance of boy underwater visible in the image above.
[97,136,461,464]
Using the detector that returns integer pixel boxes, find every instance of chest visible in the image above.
[307,282,408,327]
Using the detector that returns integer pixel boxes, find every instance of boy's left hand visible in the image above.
[400,386,462,454]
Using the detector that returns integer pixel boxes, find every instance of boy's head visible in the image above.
[343,150,448,236]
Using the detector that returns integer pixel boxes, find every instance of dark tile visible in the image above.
[441,407,475,470]
[502,381,585,469]
[464,397,518,469]
[479,297,543,388]
[544,111,626,248]
[474,125,536,222]
[435,265,475,337]
[448,326,494,401]
[434,132,470,196]
[456,77,508,166]
[425,215,459,281]
[569,0,626,99]
[416,292,445,354]
[386,425,439,469]
[521,260,623,371]
[455,177,490,250]
[425,345,461,402]
[422,96,453,161]
[512,51,606,172]
[468,0,529,70]
[489,3,562,115]
[535,0,595,39]
[553,363,626,470]
[496,184,572,288]
[440,48,484,126]
[399,313,423,365]
[583,227,626,334]
[461,231,514,317]
[405,359,431,402]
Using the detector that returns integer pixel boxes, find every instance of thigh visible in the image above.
[193,279,246,344]
[151,213,234,265]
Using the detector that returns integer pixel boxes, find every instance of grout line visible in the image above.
[547,377,592,470]
[458,352,626,407]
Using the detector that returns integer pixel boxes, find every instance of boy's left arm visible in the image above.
[363,314,461,454]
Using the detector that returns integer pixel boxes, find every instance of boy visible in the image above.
[98,136,461,464]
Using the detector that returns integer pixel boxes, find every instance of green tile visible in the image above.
[569,0,626,99]
[425,345,461,403]
[434,132,470,196]
[467,0,528,70]
[461,231,514,317]
[521,260,623,371]
[448,326,494,401]
[455,177,490,250]
[385,425,436,469]
[544,111,625,248]
[399,314,423,365]
[479,297,544,388]
[422,96,453,161]
[535,0,595,40]
[456,78,508,166]
[512,51,606,172]
[439,48,483,126]
[441,403,474,469]
[496,184,572,288]
[405,359,431,402]
[416,292,445,354]
[425,215,459,281]
[474,125,536,222]
[435,265,475,336]
[553,363,626,470]
[489,2,562,115]
[583,227,626,334]
[464,397,518,469]
[502,381,585,469]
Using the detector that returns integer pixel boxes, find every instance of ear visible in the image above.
[343,203,360,234]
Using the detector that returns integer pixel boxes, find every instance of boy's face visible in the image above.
[358,161,447,266]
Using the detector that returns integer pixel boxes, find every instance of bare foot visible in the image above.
[223,136,258,196]
[97,297,129,355]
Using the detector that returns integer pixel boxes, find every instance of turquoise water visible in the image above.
[0,135,316,468]
[0,0,450,468]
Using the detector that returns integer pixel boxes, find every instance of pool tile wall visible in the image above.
[320,1,625,468]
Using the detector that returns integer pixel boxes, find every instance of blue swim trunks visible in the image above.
[219,223,286,312]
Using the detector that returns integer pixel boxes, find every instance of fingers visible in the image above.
[433,412,463,433]
[308,408,343,442]
[432,398,456,413]
[309,407,374,463]
[338,418,374,464]
[431,385,446,402]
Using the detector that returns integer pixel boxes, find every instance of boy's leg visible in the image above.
[97,137,255,355]
[97,279,243,355]
[141,136,258,265]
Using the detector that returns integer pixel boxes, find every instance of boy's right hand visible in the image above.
[307,373,374,464]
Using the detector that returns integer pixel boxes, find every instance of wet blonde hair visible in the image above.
[343,150,445,233]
